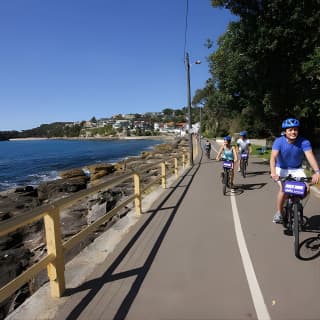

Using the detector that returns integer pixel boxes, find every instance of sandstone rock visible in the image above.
[37,176,88,201]
[87,163,115,174]
[0,211,11,221]
[59,168,86,179]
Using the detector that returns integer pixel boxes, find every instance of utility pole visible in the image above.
[185,52,193,166]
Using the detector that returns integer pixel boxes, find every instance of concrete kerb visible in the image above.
[6,168,187,320]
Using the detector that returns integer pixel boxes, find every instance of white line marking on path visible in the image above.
[230,195,271,320]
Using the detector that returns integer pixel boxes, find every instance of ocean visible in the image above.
[0,138,163,191]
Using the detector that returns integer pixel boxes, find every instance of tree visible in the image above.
[162,108,174,117]
[206,0,320,137]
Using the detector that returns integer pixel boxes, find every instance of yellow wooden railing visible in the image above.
[0,153,189,303]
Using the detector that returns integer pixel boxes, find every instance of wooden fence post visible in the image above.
[133,173,142,215]
[161,162,166,189]
[174,158,178,178]
[44,207,65,298]
[194,136,198,158]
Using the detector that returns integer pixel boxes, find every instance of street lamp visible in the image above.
[199,106,202,141]
[185,52,201,166]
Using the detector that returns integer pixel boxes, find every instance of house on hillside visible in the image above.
[112,120,131,130]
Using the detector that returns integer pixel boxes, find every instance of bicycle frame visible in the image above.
[240,153,248,178]
[221,160,233,195]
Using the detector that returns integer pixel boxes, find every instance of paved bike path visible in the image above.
[53,141,320,320]
[19,139,319,320]
[212,140,320,320]
[54,147,257,319]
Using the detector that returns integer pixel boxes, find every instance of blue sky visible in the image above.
[0,0,235,131]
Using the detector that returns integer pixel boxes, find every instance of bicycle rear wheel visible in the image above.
[222,171,228,195]
[242,160,247,178]
[293,203,301,258]
[240,159,246,178]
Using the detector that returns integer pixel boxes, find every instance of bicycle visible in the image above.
[205,148,211,159]
[220,159,233,195]
[239,152,248,178]
[279,175,312,258]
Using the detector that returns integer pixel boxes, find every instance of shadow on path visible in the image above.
[61,160,202,319]
[236,183,267,192]
[295,215,320,261]
[244,170,270,177]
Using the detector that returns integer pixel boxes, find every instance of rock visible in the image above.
[14,186,38,197]
[0,211,11,221]
[37,176,88,201]
[90,170,109,181]
[88,163,115,173]
[62,176,88,193]
[59,168,86,179]
[154,143,174,153]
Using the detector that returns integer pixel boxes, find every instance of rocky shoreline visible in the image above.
[8,134,175,141]
[0,137,188,320]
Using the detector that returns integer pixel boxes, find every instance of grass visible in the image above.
[251,144,271,160]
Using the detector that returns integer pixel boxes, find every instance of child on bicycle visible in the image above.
[216,135,238,189]
[236,131,252,172]
[270,118,320,223]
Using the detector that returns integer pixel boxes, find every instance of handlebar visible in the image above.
[276,174,312,183]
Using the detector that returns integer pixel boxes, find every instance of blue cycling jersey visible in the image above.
[272,135,312,169]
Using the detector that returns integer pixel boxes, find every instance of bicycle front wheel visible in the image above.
[282,203,289,229]
[293,203,301,258]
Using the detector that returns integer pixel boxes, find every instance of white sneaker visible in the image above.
[273,212,283,223]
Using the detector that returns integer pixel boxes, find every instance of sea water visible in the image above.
[0,139,163,191]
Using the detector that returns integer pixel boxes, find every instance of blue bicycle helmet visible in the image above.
[224,135,232,142]
[239,131,247,136]
[282,118,300,129]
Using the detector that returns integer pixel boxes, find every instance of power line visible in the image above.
[183,0,189,58]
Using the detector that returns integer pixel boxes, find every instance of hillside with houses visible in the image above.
[0,108,201,140]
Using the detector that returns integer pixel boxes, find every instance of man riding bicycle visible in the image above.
[270,118,320,223]
[236,131,252,172]
[204,140,211,158]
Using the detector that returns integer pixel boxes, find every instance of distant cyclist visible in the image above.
[270,118,320,223]
[236,131,252,172]
[216,135,238,189]
[204,140,211,159]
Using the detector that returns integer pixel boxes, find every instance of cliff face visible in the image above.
[0,137,188,319]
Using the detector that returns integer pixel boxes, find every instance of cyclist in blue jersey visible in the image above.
[216,135,238,189]
[270,118,320,223]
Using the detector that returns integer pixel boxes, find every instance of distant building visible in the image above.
[112,120,131,129]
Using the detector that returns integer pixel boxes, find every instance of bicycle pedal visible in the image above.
[284,229,293,236]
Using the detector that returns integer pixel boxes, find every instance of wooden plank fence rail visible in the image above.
[0,152,189,303]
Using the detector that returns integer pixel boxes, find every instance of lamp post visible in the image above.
[185,52,201,166]
[199,106,202,142]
